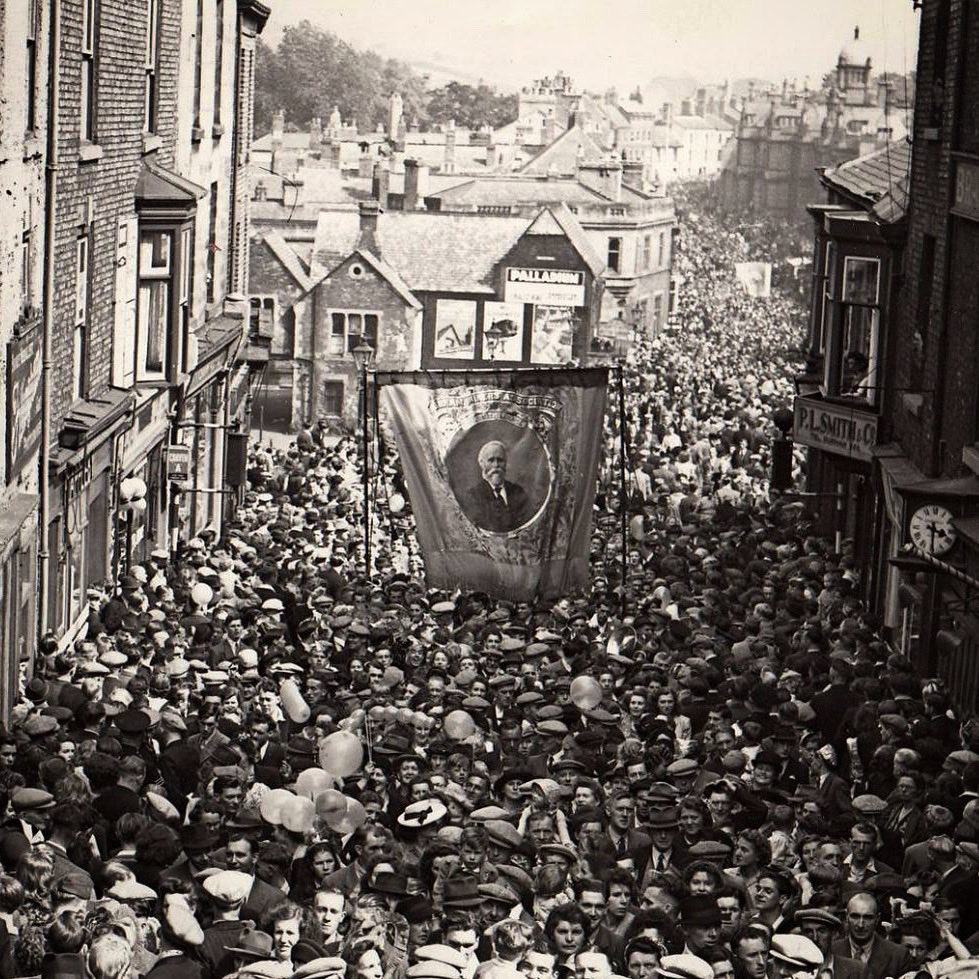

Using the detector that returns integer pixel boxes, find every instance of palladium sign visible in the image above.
[793,397,878,462]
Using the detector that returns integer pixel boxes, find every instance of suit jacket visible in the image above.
[832,936,912,979]
[606,828,652,873]
[901,839,932,877]
[829,953,867,979]
[241,876,285,926]
[461,479,530,532]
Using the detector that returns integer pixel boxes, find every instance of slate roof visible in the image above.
[821,139,911,223]
[519,126,607,175]
[260,231,314,291]
[430,176,613,206]
[309,209,530,293]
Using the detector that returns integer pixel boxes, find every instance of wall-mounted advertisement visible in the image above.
[531,305,575,364]
[505,267,585,306]
[481,302,524,361]
[434,299,477,359]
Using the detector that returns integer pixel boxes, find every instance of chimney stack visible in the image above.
[358,145,373,179]
[600,159,622,203]
[358,200,382,254]
[371,162,390,209]
[443,120,456,174]
[403,158,430,210]
[271,110,284,155]
[695,88,706,117]
[661,102,673,127]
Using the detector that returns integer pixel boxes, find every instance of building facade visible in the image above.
[720,29,910,220]
[12,0,270,652]
[0,0,51,713]
[251,202,605,431]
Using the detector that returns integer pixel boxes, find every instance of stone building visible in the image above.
[720,28,910,220]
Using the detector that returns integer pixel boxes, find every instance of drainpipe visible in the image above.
[39,0,61,636]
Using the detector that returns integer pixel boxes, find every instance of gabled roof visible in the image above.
[528,204,606,280]
[309,210,530,293]
[519,126,606,175]
[353,249,422,310]
[260,231,314,291]
[307,206,602,295]
[820,139,911,223]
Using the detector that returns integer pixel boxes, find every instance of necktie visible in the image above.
[495,489,506,506]
[616,835,627,857]
[656,852,666,872]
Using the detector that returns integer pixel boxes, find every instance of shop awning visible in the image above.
[875,444,979,499]
[0,493,38,562]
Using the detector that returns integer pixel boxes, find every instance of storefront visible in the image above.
[793,394,880,597]
[48,390,133,641]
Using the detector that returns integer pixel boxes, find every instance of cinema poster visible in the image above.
[378,368,608,600]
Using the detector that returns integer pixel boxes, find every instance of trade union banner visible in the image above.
[378,367,607,601]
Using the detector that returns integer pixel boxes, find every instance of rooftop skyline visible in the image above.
[264,0,920,94]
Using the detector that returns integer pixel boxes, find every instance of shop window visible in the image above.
[326,310,378,356]
[322,380,344,416]
[823,253,881,405]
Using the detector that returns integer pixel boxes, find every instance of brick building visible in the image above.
[853,0,979,706]
[35,0,268,645]
[0,0,51,712]
[250,202,605,431]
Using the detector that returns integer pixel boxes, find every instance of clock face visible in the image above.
[909,504,957,556]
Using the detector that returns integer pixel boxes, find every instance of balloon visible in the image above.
[397,707,414,725]
[218,570,236,598]
[411,712,429,728]
[281,795,316,834]
[570,675,603,711]
[389,493,405,514]
[132,498,147,513]
[314,789,348,817]
[629,514,645,541]
[326,797,367,835]
[347,709,366,730]
[382,706,398,724]
[368,705,386,722]
[280,679,310,724]
[259,788,295,825]
[319,731,364,777]
[443,710,476,741]
[295,768,335,801]
[190,582,213,607]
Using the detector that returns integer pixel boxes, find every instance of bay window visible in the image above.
[138,230,172,379]
[822,250,882,406]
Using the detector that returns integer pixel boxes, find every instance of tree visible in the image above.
[426,81,517,130]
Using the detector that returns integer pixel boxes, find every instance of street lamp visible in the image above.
[352,341,376,576]
[483,319,508,360]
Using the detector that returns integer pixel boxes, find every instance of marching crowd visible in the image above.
[6,194,979,979]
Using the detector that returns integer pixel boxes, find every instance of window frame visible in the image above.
[143,0,160,133]
[321,380,344,417]
[135,218,193,384]
[80,0,98,143]
[73,231,91,402]
[26,0,40,133]
[607,236,622,274]
[212,0,224,130]
[324,309,380,357]
[821,247,884,408]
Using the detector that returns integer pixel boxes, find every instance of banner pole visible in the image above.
[618,364,627,620]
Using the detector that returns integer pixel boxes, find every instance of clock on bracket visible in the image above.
[909,503,957,556]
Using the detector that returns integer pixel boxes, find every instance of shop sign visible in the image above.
[167,444,191,484]
[505,267,585,306]
[6,326,43,481]
[793,397,878,462]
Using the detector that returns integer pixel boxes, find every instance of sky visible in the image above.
[263,0,920,92]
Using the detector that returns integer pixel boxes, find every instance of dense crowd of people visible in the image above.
[6,194,977,979]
